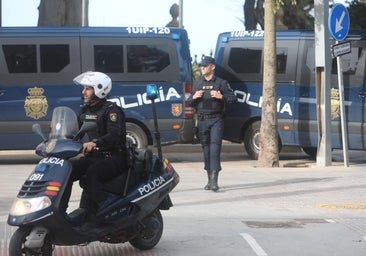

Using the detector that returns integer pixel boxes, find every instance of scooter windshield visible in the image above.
[49,107,79,140]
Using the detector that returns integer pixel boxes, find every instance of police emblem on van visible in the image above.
[171,103,182,116]
[24,87,48,120]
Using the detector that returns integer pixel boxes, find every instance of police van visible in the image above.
[0,26,194,150]
[214,30,366,159]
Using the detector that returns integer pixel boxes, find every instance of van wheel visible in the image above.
[244,121,261,160]
[302,147,317,159]
[126,123,148,149]
[243,121,282,160]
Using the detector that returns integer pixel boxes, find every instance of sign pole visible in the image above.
[336,43,349,167]
[329,4,350,167]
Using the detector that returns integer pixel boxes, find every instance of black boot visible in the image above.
[211,171,219,192]
[80,202,99,231]
[204,171,212,190]
[79,190,88,209]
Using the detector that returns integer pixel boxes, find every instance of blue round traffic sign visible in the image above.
[328,4,350,41]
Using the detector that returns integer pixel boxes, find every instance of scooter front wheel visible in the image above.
[129,209,163,250]
[9,227,53,256]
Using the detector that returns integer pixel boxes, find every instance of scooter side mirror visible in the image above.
[32,123,47,142]
[146,84,158,100]
[73,122,97,141]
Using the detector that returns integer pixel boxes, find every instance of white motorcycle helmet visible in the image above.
[73,71,112,99]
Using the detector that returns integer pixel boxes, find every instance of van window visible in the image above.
[94,45,124,73]
[127,45,170,73]
[227,47,288,74]
[228,48,262,73]
[3,44,37,73]
[306,46,366,87]
[276,48,288,74]
[81,37,179,82]
[3,44,70,73]
[40,44,70,72]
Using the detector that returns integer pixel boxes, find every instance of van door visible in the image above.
[220,38,299,146]
[275,38,300,146]
[295,37,366,151]
[293,38,319,148]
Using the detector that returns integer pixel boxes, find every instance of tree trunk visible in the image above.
[257,0,279,167]
[38,0,88,26]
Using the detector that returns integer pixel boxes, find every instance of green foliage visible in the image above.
[245,0,366,30]
[243,0,313,30]
[275,0,296,10]
[347,0,366,29]
[281,0,314,29]
[192,62,201,82]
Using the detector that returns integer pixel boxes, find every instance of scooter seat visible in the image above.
[103,148,153,194]
[78,148,152,196]
[103,148,152,195]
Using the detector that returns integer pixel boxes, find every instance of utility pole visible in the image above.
[82,0,87,26]
[314,0,332,166]
[179,0,183,28]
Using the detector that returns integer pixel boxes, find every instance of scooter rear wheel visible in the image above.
[9,227,53,256]
[129,209,163,250]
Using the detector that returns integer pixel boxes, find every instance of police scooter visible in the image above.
[7,84,179,256]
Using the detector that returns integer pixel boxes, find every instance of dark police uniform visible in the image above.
[79,99,126,155]
[188,75,236,173]
[61,99,127,213]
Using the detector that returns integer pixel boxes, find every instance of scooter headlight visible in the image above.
[10,196,52,216]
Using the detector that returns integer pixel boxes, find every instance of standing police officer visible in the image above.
[188,56,236,192]
[61,71,127,222]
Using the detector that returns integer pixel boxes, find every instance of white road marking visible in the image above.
[324,219,336,223]
[240,233,268,256]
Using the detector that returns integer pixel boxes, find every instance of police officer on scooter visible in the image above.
[61,71,127,222]
[188,56,236,192]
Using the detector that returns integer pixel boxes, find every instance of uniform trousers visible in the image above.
[198,117,224,172]
[61,154,125,214]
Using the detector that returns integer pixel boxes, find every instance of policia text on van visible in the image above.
[214,30,366,159]
[0,26,195,150]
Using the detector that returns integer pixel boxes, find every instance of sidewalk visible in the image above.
[2,147,366,255]
[2,146,366,211]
